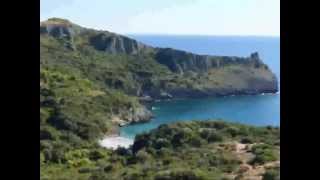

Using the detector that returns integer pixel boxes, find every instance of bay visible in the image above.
[121,35,280,139]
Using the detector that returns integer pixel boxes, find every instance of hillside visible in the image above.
[40,18,279,180]
[41,120,280,180]
[40,17,278,125]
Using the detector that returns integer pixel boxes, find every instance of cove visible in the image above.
[121,35,280,139]
[120,93,280,139]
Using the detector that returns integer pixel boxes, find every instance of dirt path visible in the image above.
[224,142,279,180]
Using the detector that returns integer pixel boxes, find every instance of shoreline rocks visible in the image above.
[112,106,154,127]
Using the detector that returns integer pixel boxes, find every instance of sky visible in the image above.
[40,0,280,36]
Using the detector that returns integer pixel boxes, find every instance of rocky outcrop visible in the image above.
[89,33,151,55]
[40,18,80,50]
[40,18,152,54]
[115,106,153,126]
[154,48,265,74]
[130,106,153,123]
[40,21,74,39]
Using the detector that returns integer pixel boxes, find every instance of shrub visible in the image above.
[189,135,204,147]
[207,132,223,143]
[60,132,83,146]
[154,138,171,149]
[135,150,151,162]
[200,129,211,139]
[263,168,280,180]
[40,140,53,151]
[155,169,207,180]
[240,137,253,144]
[157,148,172,158]
[116,147,132,156]
[212,121,227,129]
[64,149,89,161]
[225,127,239,137]
[89,171,110,180]
[250,144,277,165]
[40,126,59,140]
[67,158,91,168]
[78,167,92,174]
[89,149,107,161]
[171,130,191,147]
[43,149,53,162]
[103,164,113,172]
[133,134,150,153]
[51,148,66,163]
[40,153,45,164]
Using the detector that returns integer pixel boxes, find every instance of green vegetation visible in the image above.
[40,18,279,180]
[41,121,280,180]
[263,167,280,180]
[249,144,278,165]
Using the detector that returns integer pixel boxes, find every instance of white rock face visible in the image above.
[99,136,134,150]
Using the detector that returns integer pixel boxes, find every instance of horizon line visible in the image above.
[125,33,280,38]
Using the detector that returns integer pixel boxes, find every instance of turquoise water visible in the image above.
[121,35,280,139]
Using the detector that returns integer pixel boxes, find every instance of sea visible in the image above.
[121,35,280,139]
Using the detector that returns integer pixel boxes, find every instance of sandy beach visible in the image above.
[99,135,134,150]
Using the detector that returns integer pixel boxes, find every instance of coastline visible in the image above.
[102,91,280,149]
[120,91,280,128]
[141,91,279,103]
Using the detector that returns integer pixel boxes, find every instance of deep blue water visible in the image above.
[121,35,280,139]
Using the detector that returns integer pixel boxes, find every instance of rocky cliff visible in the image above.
[155,48,264,73]
[40,18,278,98]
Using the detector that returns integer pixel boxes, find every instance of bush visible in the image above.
[250,144,277,165]
[43,149,53,162]
[263,168,280,180]
[89,171,110,180]
[240,137,253,144]
[89,149,107,161]
[116,147,132,156]
[157,148,172,158]
[40,126,59,140]
[207,132,223,143]
[60,132,83,146]
[78,167,92,174]
[199,127,222,143]
[200,129,211,139]
[40,140,53,151]
[135,150,151,162]
[40,153,45,164]
[171,130,191,147]
[50,148,66,163]
[67,158,91,168]
[189,135,204,147]
[133,134,150,153]
[225,127,240,137]
[212,121,227,129]
[103,164,113,172]
[155,169,207,180]
[154,138,171,149]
